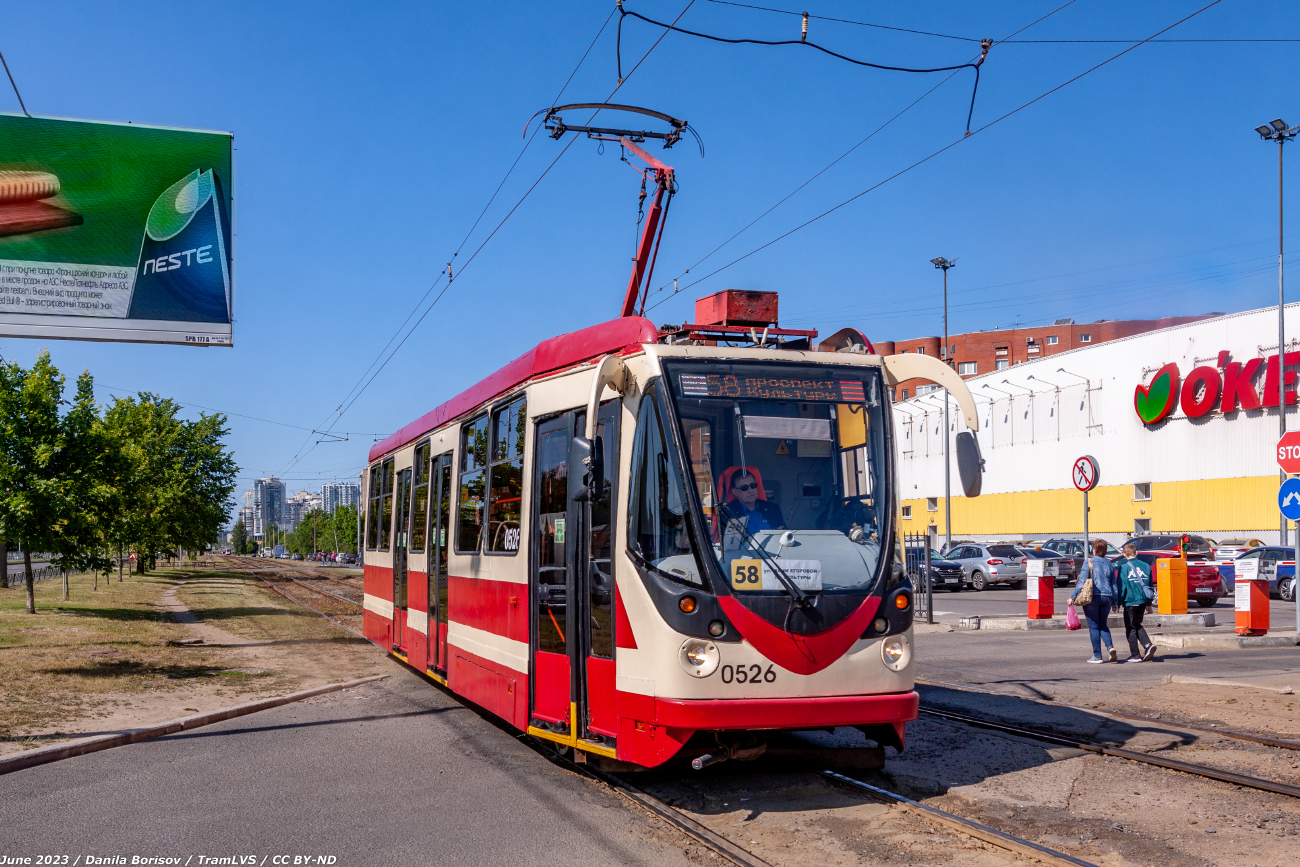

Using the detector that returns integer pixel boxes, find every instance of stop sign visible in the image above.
[1278,432,1300,473]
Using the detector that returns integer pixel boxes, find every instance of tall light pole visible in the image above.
[931,256,958,551]
[1257,119,1299,547]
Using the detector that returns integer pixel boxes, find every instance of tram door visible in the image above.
[392,467,412,651]
[427,453,453,673]
[530,402,619,742]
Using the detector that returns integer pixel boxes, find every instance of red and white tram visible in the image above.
[359,294,981,768]
[358,113,983,768]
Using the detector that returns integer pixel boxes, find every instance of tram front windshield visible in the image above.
[663,360,888,595]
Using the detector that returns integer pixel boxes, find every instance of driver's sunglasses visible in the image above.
[734,482,757,492]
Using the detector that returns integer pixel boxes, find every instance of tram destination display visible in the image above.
[0,112,233,347]
[679,372,866,402]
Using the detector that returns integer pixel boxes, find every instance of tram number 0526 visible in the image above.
[720,663,776,684]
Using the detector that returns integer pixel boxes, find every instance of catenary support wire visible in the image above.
[616,1,990,133]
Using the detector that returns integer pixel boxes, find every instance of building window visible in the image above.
[958,362,977,375]
[995,346,1008,356]
[487,396,526,553]
[995,359,1009,371]
[917,346,925,355]
[1134,483,1151,501]
[916,384,939,395]
[900,388,909,399]
[1134,518,1151,535]
[1027,346,1040,355]
[456,415,490,553]
[901,505,912,519]
[901,349,909,354]
[926,497,938,512]
[1046,335,1058,345]
[1080,334,1092,343]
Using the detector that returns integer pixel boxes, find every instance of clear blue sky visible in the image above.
[4,1,1298,513]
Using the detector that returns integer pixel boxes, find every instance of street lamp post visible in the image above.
[1257,119,1300,547]
[931,257,958,552]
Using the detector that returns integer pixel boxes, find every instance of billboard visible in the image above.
[0,112,233,347]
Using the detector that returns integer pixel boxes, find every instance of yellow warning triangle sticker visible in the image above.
[775,440,790,455]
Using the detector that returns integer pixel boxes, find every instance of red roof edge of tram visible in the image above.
[369,315,661,462]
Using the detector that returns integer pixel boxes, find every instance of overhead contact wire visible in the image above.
[643,0,1078,309]
[648,0,1224,312]
[310,0,699,463]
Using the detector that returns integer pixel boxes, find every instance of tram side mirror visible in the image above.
[568,436,604,502]
[955,431,984,498]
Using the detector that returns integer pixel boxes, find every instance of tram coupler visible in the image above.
[691,741,767,770]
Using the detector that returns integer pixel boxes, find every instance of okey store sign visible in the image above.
[1134,349,1296,424]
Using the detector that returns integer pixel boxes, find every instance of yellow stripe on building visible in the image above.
[900,476,1278,538]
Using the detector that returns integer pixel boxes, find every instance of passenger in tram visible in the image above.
[717,466,786,532]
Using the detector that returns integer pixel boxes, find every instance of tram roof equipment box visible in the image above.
[695,290,778,327]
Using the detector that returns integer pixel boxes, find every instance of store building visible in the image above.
[894,303,1298,545]
[878,313,1215,401]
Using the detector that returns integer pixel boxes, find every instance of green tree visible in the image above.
[232,519,248,555]
[101,393,238,574]
[0,353,113,613]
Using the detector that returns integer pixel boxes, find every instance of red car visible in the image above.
[1123,534,1225,608]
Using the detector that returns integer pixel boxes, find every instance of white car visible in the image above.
[1213,538,1263,561]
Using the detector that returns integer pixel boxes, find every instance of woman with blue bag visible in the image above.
[1066,539,1120,663]
[1117,542,1158,662]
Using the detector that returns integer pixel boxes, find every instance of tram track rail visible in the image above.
[538,749,1096,867]
[918,677,1300,752]
[920,706,1300,800]
[208,558,1092,866]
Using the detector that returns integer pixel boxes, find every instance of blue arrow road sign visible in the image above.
[1280,478,1300,521]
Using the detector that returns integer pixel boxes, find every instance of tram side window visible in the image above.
[410,441,430,553]
[487,397,526,553]
[365,465,381,550]
[379,458,395,551]
[456,415,490,552]
[627,381,703,587]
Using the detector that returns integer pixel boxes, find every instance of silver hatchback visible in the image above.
[945,543,1028,591]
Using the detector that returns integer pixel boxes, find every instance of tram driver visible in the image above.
[717,466,786,532]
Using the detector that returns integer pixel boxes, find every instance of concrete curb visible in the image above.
[1161,674,1296,694]
[0,674,389,776]
[1153,632,1299,651]
[968,612,1215,631]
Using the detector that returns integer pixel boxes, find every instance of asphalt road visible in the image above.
[0,667,696,867]
[918,581,1299,628]
[915,622,1300,707]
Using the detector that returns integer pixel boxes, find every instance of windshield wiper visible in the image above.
[717,503,816,612]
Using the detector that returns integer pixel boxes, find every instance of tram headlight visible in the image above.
[678,638,720,678]
[880,633,912,672]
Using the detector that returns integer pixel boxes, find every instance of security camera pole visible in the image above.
[931,257,958,553]
[1256,118,1299,548]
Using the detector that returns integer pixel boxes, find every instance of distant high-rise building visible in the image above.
[237,505,255,538]
[321,482,361,514]
[284,490,324,531]
[252,477,286,538]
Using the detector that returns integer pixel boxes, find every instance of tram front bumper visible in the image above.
[647,690,919,730]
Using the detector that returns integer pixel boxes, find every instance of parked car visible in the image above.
[945,543,1028,591]
[1235,546,1296,601]
[904,547,965,592]
[1040,538,1121,586]
[291,553,304,561]
[1118,535,1224,607]
[1017,547,1071,587]
[1131,533,1214,556]
[1214,538,1265,561]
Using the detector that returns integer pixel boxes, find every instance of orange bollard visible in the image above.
[1157,558,1188,615]
[1234,558,1270,636]
[1026,558,1056,619]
